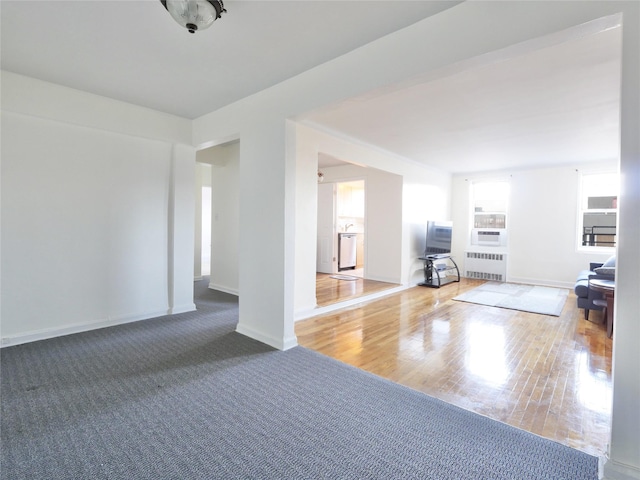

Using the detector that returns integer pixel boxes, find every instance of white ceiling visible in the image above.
[0,0,459,119]
[1,1,622,174]
[309,23,622,173]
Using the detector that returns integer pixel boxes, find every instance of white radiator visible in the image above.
[464,251,507,282]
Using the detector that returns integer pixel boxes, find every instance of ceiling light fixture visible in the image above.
[160,0,226,34]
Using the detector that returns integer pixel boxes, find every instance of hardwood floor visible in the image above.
[297,278,612,457]
[315,273,399,307]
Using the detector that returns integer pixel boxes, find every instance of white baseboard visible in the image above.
[602,457,640,480]
[294,301,320,321]
[366,274,402,284]
[295,284,408,321]
[169,303,196,315]
[0,309,169,348]
[235,323,298,351]
[505,276,575,290]
[208,282,239,296]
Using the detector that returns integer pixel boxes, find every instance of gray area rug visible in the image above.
[453,281,569,316]
[1,279,596,479]
[330,274,359,281]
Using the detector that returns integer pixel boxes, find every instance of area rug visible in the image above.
[453,282,569,316]
[330,274,359,281]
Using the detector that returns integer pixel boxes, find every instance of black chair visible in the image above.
[574,262,615,321]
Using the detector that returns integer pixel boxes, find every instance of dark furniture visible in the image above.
[574,261,615,321]
[418,255,460,288]
[589,279,615,338]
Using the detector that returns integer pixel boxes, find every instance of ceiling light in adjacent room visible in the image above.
[161,0,225,34]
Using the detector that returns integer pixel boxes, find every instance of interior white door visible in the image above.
[317,183,336,273]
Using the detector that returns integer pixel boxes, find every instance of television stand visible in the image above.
[418,255,460,288]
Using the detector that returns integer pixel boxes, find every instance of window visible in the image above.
[472,181,509,229]
[579,172,618,249]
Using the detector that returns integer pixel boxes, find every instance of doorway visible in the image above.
[201,185,212,276]
[316,179,365,278]
[315,178,397,308]
[194,161,213,280]
[336,180,365,277]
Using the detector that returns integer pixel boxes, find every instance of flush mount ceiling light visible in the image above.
[160,0,226,34]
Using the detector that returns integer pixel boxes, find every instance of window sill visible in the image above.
[577,246,616,254]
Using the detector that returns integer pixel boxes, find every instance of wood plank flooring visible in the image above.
[315,273,399,307]
[297,278,612,457]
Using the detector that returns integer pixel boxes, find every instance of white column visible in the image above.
[604,2,640,479]
[168,143,197,314]
[235,118,297,350]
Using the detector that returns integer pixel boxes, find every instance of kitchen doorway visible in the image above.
[336,180,365,277]
[316,179,365,278]
[316,178,377,306]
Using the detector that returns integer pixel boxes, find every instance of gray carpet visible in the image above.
[1,279,597,479]
[453,281,569,316]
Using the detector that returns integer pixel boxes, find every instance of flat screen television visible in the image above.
[424,221,452,257]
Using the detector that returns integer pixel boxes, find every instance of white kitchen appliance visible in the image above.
[338,233,357,271]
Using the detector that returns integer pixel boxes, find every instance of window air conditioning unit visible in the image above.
[471,229,507,247]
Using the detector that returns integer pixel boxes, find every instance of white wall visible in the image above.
[1,71,195,345]
[366,169,404,283]
[168,144,197,315]
[451,161,617,288]
[403,182,452,285]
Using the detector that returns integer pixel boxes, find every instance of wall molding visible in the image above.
[208,283,239,296]
[602,457,640,480]
[235,323,297,351]
[505,276,575,290]
[0,309,170,348]
[295,284,408,322]
[169,303,196,315]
